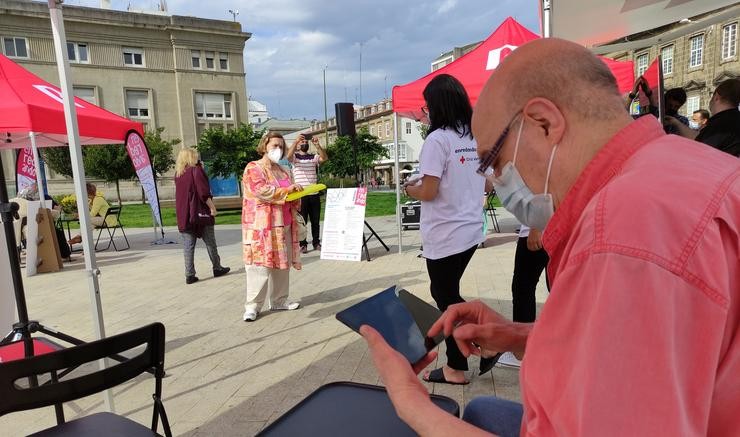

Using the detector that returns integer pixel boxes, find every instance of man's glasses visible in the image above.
[476,113,520,176]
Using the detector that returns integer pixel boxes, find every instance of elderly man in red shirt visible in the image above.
[362,38,740,436]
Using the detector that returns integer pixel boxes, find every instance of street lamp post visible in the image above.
[228,9,239,22]
[323,65,329,146]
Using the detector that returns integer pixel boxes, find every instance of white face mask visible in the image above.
[492,118,557,231]
[689,120,700,130]
[267,147,283,163]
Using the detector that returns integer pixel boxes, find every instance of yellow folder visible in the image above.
[285,183,327,202]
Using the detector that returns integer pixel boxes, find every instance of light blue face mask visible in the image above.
[492,118,557,231]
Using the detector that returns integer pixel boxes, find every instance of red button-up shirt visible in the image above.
[521,116,740,436]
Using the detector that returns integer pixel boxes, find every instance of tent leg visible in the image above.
[393,113,402,254]
[48,0,114,413]
[29,133,47,209]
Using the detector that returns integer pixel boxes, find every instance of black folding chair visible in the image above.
[485,190,501,233]
[95,205,130,251]
[0,323,172,437]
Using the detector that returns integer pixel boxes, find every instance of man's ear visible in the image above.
[521,97,565,146]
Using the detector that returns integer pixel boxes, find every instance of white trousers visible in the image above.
[244,224,292,313]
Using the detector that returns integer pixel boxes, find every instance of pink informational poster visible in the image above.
[125,130,162,227]
[15,147,36,194]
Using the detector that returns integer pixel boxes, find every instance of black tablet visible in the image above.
[335,286,443,364]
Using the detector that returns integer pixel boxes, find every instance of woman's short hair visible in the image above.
[422,74,473,138]
[175,147,199,177]
[257,131,285,155]
[85,182,96,196]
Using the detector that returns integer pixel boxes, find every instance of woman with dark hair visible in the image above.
[405,74,490,385]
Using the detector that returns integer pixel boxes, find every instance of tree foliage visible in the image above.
[322,127,389,178]
[42,146,75,178]
[144,127,179,177]
[83,144,135,203]
[195,123,264,180]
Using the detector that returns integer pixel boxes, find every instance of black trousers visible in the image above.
[300,194,321,246]
[426,244,478,371]
[511,237,550,323]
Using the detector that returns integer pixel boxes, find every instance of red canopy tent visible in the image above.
[392,17,635,119]
[0,53,143,148]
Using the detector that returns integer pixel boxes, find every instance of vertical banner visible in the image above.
[320,187,367,261]
[15,147,36,193]
[125,130,163,228]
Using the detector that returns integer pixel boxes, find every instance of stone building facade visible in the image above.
[0,0,250,200]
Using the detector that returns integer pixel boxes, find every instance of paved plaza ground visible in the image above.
[1,209,548,436]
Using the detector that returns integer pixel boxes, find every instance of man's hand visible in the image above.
[429,301,531,359]
[360,325,437,420]
[527,228,543,251]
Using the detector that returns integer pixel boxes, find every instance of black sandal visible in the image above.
[479,353,503,376]
[422,368,469,385]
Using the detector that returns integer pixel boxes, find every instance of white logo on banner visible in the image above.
[32,85,85,108]
[486,45,518,70]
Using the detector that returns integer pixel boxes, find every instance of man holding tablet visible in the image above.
[362,38,740,437]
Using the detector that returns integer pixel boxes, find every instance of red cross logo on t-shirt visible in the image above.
[460,155,466,164]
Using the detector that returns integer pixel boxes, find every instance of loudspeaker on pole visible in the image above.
[335,102,356,137]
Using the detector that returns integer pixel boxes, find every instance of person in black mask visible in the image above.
[662,88,688,134]
[286,134,328,253]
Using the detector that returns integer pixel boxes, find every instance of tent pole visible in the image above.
[29,132,47,209]
[47,0,114,413]
[542,0,552,38]
[393,113,402,254]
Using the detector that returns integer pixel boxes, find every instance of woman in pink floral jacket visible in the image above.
[242,131,304,322]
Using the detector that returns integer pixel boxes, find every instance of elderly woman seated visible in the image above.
[68,183,117,245]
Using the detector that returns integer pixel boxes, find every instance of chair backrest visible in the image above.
[485,191,498,210]
[105,205,121,221]
[0,323,165,417]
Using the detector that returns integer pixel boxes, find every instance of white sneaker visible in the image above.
[496,352,522,368]
[243,310,258,322]
[269,301,300,311]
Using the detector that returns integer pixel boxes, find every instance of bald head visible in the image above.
[473,38,633,210]
[474,38,626,153]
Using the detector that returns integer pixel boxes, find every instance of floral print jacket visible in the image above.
[242,160,301,270]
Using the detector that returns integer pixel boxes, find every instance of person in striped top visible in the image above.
[286,134,328,253]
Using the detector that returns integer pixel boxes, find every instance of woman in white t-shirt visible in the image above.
[405,74,491,385]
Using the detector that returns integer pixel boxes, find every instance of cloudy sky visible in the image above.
[68,0,540,120]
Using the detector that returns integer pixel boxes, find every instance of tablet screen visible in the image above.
[335,286,443,364]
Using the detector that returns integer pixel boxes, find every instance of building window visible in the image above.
[219,53,229,70]
[398,144,407,161]
[3,37,28,58]
[685,95,700,117]
[123,47,144,67]
[195,92,232,119]
[73,86,96,105]
[385,121,391,137]
[722,23,738,60]
[191,50,201,68]
[385,144,395,159]
[126,90,150,118]
[66,42,88,63]
[205,51,215,69]
[405,122,412,135]
[689,35,703,68]
[636,52,649,76]
[370,125,376,136]
[660,45,673,75]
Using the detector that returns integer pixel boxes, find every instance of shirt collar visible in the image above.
[542,115,665,268]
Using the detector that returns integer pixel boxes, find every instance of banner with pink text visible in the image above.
[125,130,163,228]
[15,147,36,194]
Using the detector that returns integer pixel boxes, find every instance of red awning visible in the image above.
[0,54,143,149]
[392,17,635,120]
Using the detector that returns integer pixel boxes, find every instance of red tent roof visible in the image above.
[392,17,635,120]
[0,54,143,149]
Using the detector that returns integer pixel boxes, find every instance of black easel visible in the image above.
[362,220,389,261]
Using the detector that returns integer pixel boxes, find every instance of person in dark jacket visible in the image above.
[174,148,230,284]
[666,78,740,157]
